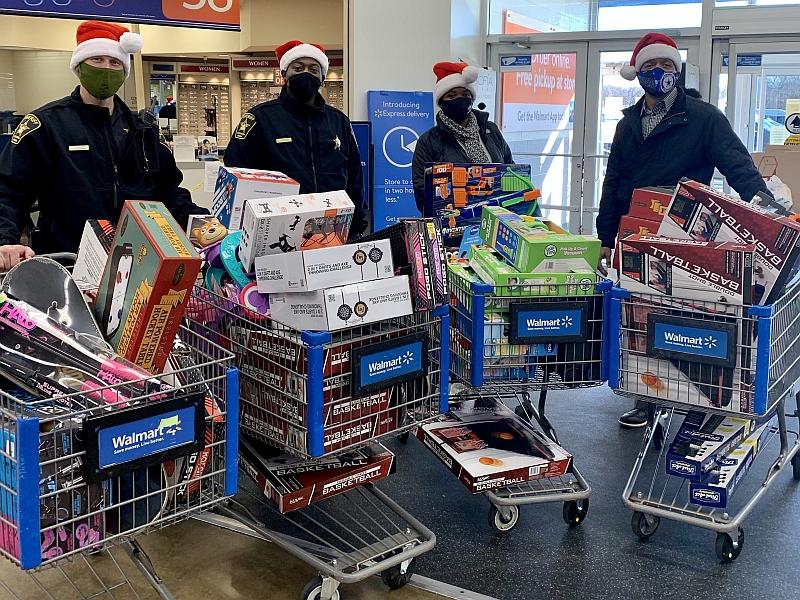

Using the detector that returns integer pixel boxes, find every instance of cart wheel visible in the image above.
[397,431,411,444]
[562,499,589,527]
[381,559,415,590]
[715,528,744,563]
[488,504,519,533]
[299,577,342,600]
[792,454,800,480]
[631,512,660,541]
[514,403,533,422]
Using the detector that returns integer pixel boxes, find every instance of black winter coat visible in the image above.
[0,87,204,254]
[224,88,367,237]
[412,110,513,212]
[597,87,770,248]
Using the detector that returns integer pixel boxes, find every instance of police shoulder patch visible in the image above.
[235,112,257,140]
[11,114,42,145]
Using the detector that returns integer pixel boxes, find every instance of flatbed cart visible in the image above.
[0,308,239,598]
[446,274,611,533]
[185,287,449,599]
[607,284,800,562]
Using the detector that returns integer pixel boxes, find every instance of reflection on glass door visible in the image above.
[497,45,586,232]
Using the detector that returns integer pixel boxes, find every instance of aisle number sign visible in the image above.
[0,0,240,30]
[499,10,576,134]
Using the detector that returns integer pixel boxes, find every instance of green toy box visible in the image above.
[469,247,596,296]
[479,207,600,273]
[95,200,202,374]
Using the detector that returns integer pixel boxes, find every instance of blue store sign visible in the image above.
[368,91,434,231]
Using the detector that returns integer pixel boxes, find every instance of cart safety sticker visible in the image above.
[11,114,41,145]
[234,112,257,140]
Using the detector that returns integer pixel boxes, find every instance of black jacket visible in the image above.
[0,87,204,254]
[597,87,770,248]
[224,88,367,237]
[412,110,513,212]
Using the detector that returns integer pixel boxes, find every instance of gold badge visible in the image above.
[235,113,257,140]
[11,114,41,145]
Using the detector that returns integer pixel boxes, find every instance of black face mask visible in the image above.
[440,96,473,122]
[288,72,322,103]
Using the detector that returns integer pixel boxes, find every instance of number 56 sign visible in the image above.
[0,0,240,30]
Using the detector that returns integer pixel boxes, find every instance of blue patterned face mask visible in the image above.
[638,67,677,98]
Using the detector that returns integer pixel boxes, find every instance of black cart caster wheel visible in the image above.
[514,403,534,423]
[488,504,519,533]
[631,512,660,541]
[562,499,589,527]
[300,577,342,600]
[715,528,744,563]
[381,559,415,590]
[397,431,411,444]
[792,454,800,480]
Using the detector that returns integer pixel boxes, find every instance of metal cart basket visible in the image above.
[445,274,611,532]
[607,284,800,561]
[185,287,448,599]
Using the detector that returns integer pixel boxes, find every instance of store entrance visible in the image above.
[489,36,699,234]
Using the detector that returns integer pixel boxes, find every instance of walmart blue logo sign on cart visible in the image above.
[97,407,197,470]
[361,341,424,387]
[517,310,581,338]
[653,323,729,361]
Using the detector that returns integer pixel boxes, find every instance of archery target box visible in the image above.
[239,190,355,271]
[254,239,394,293]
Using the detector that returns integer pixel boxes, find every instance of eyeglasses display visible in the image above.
[177,81,232,147]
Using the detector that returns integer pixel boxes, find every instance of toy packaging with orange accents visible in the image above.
[416,396,571,494]
[94,200,202,374]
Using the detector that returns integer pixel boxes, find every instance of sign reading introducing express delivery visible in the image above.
[0,0,240,30]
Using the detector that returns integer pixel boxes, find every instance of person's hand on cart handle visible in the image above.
[0,245,35,271]
[598,247,611,277]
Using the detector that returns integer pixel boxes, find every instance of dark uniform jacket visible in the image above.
[412,110,513,212]
[0,87,203,254]
[597,87,770,248]
[224,88,367,237]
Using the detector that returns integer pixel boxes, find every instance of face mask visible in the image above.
[287,72,322,103]
[440,96,473,123]
[637,67,677,98]
[78,62,126,100]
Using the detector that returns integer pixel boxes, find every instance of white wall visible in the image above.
[451,0,484,66]
[12,51,75,114]
[346,0,453,120]
[0,50,15,112]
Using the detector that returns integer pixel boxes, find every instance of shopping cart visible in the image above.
[606,284,800,561]
[0,316,239,597]
[185,286,448,599]
[447,274,610,532]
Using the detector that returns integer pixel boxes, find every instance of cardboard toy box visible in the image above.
[239,191,355,271]
[612,215,662,269]
[254,239,394,294]
[417,396,571,494]
[447,261,513,315]
[618,235,755,307]
[73,220,116,293]
[239,436,394,513]
[479,207,600,273]
[469,246,596,296]
[212,166,300,231]
[665,411,753,482]
[658,179,800,304]
[689,423,769,508]
[95,201,202,373]
[269,275,413,332]
[628,187,674,221]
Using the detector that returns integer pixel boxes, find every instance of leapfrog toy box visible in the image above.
[95,201,202,374]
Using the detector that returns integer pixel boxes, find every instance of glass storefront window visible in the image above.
[489,0,702,34]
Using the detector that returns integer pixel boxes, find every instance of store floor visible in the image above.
[380,386,800,600]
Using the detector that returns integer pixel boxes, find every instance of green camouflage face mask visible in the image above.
[78,62,126,100]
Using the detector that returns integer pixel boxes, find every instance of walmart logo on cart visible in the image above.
[662,332,717,351]
[526,315,573,329]
[368,351,415,376]
[112,415,182,451]
[362,340,424,386]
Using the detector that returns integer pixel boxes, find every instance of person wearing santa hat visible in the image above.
[597,32,770,429]
[225,40,367,237]
[0,20,204,267]
[412,61,513,212]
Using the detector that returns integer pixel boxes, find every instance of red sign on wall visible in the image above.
[180,65,230,74]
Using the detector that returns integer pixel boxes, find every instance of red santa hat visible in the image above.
[620,32,681,81]
[433,61,480,104]
[276,40,329,76]
[70,20,143,78]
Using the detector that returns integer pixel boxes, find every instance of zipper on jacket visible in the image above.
[103,125,120,211]
[648,109,687,140]
[307,118,318,191]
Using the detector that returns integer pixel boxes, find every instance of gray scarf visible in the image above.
[438,110,491,163]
